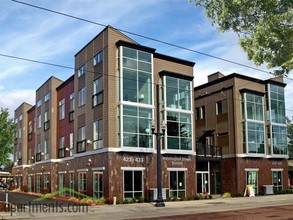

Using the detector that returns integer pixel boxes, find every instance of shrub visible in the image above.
[94,197,105,205]
[105,196,114,204]
[80,198,94,204]
[123,197,134,204]
[138,196,144,203]
[221,192,231,198]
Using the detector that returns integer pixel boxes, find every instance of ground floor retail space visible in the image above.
[11,153,289,201]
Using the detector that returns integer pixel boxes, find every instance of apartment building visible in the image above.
[194,72,289,195]
[12,26,196,201]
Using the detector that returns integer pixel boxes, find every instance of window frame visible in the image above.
[78,64,86,77]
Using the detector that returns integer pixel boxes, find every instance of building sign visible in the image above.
[122,156,144,163]
[163,156,191,165]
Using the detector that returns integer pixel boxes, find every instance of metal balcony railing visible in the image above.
[196,145,222,158]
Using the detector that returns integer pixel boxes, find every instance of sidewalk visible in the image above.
[0,194,292,220]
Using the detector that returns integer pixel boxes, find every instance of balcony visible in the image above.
[196,145,222,160]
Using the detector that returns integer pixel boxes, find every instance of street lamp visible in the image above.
[151,84,166,207]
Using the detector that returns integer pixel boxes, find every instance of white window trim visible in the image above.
[121,167,145,171]
[271,168,283,172]
[245,168,259,171]
[92,167,105,171]
[167,167,188,171]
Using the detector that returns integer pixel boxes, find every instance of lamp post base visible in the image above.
[155,200,165,207]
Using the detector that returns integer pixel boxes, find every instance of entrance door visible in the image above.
[196,172,209,193]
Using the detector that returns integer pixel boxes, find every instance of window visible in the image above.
[18,128,22,139]
[19,114,23,121]
[77,126,86,153]
[242,122,265,154]
[169,170,185,199]
[59,99,65,120]
[122,106,153,148]
[123,170,143,199]
[44,140,49,160]
[58,137,65,158]
[93,77,103,106]
[37,99,42,108]
[242,93,263,121]
[121,47,152,105]
[37,115,41,128]
[195,106,205,120]
[44,174,49,191]
[271,125,287,155]
[93,120,103,149]
[69,93,75,121]
[78,87,86,107]
[69,133,74,156]
[28,121,33,140]
[44,111,50,131]
[36,175,41,194]
[59,174,65,196]
[15,118,18,124]
[44,92,50,102]
[93,51,103,66]
[166,112,192,150]
[272,170,283,193]
[246,170,258,195]
[165,76,191,110]
[69,173,74,197]
[216,99,227,115]
[267,84,285,124]
[93,172,103,199]
[78,172,87,195]
[78,64,86,77]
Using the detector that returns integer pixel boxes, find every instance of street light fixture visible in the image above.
[151,84,166,207]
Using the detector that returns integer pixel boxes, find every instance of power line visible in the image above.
[10,0,293,80]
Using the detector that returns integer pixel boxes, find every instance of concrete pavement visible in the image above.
[0,194,292,220]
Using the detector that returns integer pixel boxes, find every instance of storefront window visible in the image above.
[93,172,103,200]
[123,170,143,199]
[59,173,65,196]
[78,172,87,195]
[169,170,185,199]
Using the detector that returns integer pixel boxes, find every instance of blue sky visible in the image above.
[1,0,292,118]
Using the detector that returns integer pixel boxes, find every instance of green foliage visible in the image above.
[79,198,94,204]
[0,108,16,166]
[190,0,293,75]
[221,192,232,198]
[287,117,293,159]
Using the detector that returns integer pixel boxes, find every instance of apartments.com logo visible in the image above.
[5,188,89,216]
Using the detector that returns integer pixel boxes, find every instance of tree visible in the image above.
[287,117,293,159]
[190,0,293,76]
[0,108,16,166]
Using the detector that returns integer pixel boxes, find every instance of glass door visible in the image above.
[196,172,209,193]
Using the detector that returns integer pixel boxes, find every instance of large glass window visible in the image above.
[69,173,74,197]
[268,84,285,124]
[59,173,65,196]
[246,170,258,195]
[123,170,143,199]
[272,170,283,193]
[169,170,185,199]
[243,122,265,154]
[78,172,87,195]
[59,137,65,158]
[93,77,103,107]
[122,106,152,148]
[165,76,191,110]
[243,93,263,120]
[121,47,152,105]
[166,112,192,150]
[93,172,103,200]
[271,125,287,155]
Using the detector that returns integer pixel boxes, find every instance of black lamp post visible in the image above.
[151,84,165,207]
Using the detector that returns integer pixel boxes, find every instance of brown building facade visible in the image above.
[194,72,289,196]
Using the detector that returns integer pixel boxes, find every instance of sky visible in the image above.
[1,0,293,119]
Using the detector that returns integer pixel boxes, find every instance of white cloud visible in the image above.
[0,88,35,118]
